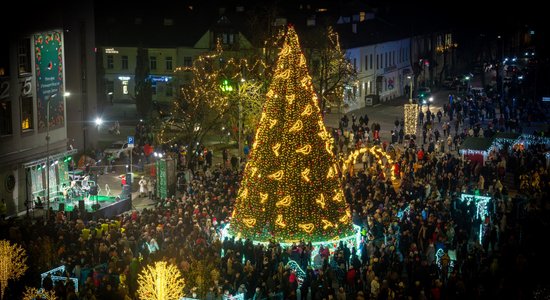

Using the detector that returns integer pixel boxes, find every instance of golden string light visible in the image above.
[260,192,268,203]
[137,261,185,300]
[276,196,292,207]
[268,170,284,180]
[301,105,313,116]
[276,214,286,227]
[404,103,419,136]
[243,218,257,228]
[301,168,311,182]
[296,144,312,155]
[289,120,303,132]
[228,26,354,242]
[299,223,315,233]
[0,240,28,300]
[322,220,334,229]
[272,143,281,156]
[316,194,326,208]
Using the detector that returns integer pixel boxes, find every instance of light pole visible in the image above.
[407,75,413,103]
[45,93,57,220]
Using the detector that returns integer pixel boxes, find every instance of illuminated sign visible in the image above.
[149,75,172,83]
[105,48,119,54]
[118,76,131,81]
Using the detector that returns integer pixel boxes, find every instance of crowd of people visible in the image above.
[1,89,549,300]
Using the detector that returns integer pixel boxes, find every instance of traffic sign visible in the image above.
[128,136,134,148]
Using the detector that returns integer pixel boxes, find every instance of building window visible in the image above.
[222,33,235,44]
[18,38,31,75]
[353,58,356,71]
[122,80,129,95]
[21,95,33,130]
[376,55,379,70]
[121,55,128,70]
[19,76,33,131]
[385,53,388,68]
[393,51,395,65]
[151,85,157,95]
[183,57,192,67]
[107,55,114,69]
[364,56,368,70]
[369,54,373,70]
[165,56,173,70]
[166,85,173,97]
[150,56,157,70]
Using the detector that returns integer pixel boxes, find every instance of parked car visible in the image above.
[104,141,131,159]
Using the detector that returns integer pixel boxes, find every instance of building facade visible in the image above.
[345,38,411,111]
[0,1,97,216]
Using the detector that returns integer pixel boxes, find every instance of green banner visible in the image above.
[34,30,64,132]
[156,159,167,199]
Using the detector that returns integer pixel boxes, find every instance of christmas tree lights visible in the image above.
[229,26,354,243]
[404,104,418,136]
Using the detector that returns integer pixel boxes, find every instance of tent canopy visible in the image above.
[460,137,494,151]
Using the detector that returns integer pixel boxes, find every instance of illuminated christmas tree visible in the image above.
[137,261,185,300]
[0,240,28,300]
[229,26,354,243]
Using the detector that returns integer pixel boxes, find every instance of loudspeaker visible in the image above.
[79,200,85,212]
[59,202,65,212]
[89,185,98,196]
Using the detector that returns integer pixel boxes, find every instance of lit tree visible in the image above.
[137,261,184,300]
[229,26,354,243]
[158,42,231,161]
[304,26,356,113]
[0,240,28,300]
[22,287,56,300]
[159,41,267,162]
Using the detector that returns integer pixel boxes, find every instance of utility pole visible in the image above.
[45,93,56,220]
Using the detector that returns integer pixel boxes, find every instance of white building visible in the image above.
[346,38,411,110]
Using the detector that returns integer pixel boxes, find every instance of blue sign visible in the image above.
[128,136,134,146]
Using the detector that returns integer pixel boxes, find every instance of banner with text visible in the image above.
[34,30,65,132]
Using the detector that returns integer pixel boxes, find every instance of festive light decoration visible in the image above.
[296,144,312,155]
[301,168,311,182]
[160,39,266,152]
[137,261,184,300]
[404,104,419,136]
[0,240,28,300]
[341,145,397,180]
[461,194,491,244]
[22,287,56,300]
[229,26,355,242]
[272,143,281,156]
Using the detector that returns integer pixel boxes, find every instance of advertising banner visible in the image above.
[34,31,64,132]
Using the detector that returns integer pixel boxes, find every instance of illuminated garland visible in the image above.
[341,145,397,181]
[229,26,354,242]
[404,104,419,136]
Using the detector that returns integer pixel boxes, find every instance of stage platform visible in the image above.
[42,195,132,220]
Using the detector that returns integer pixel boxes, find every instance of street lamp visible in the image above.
[45,93,57,220]
[407,75,413,103]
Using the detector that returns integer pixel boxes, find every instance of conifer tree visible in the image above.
[230,26,354,243]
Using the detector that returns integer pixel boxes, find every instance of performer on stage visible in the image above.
[62,183,70,202]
